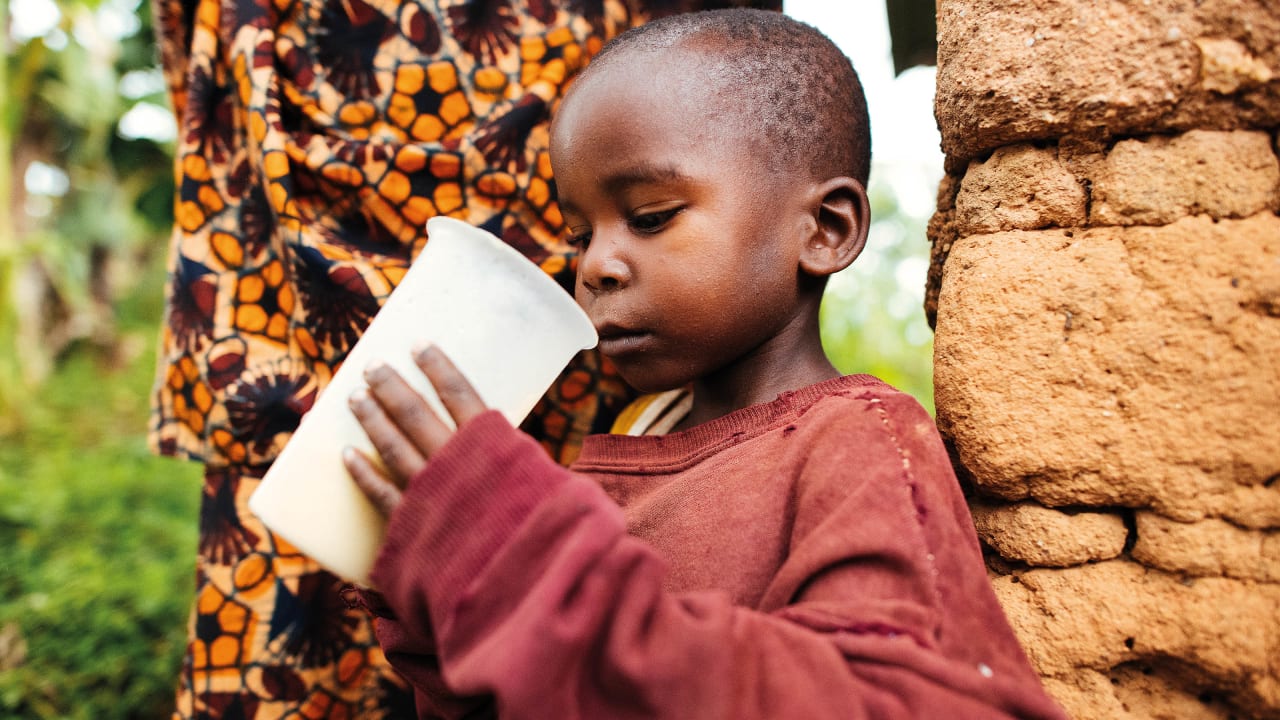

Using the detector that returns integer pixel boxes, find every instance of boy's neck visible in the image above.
[675,314,840,431]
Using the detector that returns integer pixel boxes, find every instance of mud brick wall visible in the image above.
[926,1,1280,718]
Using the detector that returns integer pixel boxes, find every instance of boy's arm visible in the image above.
[370,398,1067,720]
[349,587,494,720]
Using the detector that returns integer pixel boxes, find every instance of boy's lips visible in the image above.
[595,322,652,356]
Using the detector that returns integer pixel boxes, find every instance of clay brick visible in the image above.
[1044,665,1241,720]
[935,0,1280,164]
[934,214,1280,524]
[992,561,1280,717]
[1132,512,1280,582]
[1196,37,1275,94]
[1038,672,1130,720]
[1107,664,1239,720]
[1091,130,1280,226]
[1039,671,1239,717]
[925,174,962,327]
[955,144,1087,234]
[972,502,1127,567]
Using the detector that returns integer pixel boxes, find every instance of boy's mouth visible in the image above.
[595,322,651,356]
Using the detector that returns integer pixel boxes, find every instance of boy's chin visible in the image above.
[612,363,691,397]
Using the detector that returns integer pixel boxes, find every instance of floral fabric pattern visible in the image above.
[177,465,417,719]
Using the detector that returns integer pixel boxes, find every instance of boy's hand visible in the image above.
[342,345,487,517]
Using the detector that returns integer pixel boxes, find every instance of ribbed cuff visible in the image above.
[370,410,573,630]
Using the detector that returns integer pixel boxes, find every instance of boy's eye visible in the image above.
[628,207,681,234]
[566,229,592,249]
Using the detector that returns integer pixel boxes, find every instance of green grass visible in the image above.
[0,263,201,719]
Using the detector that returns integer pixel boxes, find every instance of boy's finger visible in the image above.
[348,387,429,482]
[362,362,454,456]
[415,345,488,427]
[342,447,402,517]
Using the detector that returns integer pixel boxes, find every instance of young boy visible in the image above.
[342,9,1067,719]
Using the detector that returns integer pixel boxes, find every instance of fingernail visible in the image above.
[341,447,356,462]
[349,388,368,406]
[413,343,437,362]
[364,361,387,380]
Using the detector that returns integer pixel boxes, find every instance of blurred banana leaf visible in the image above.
[0,0,174,430]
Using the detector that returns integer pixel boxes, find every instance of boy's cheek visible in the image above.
[573,284,592,312]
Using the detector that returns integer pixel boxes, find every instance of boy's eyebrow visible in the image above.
[600,162,690,195]
[557,163,691,217]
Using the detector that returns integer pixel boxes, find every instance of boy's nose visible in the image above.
[577,239,631,294]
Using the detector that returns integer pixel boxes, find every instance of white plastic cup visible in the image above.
[248,216,597,585]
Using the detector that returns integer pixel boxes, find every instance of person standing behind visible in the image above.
[150,0,781,717]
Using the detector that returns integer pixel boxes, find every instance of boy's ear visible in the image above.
[797,176,870,278]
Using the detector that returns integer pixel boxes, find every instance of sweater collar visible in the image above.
[572,374,889,473]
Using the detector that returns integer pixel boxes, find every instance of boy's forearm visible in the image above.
[370,411,582,643]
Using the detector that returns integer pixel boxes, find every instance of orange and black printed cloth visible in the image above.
[150,0,778,717]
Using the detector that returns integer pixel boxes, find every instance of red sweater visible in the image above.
[364,375,1066,719]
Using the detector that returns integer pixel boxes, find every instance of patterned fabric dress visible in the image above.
[150,0,780,717]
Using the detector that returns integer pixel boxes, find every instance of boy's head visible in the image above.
[550,9,872,394]
[583,8,871,187]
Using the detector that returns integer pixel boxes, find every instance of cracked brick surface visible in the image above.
[935,214,1280,524]
[934,0,1280,166]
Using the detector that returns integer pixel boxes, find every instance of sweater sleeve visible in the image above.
[369,407,1067,720]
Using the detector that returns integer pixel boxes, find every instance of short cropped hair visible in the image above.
[582,8,871,186]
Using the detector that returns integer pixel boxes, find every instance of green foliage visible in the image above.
[0,259,201,720]
[821,177,936,413]
[0,0,175,426]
